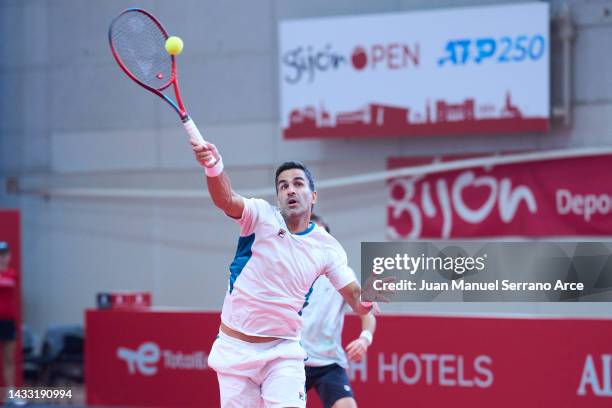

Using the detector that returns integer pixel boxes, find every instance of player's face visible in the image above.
[276,169,317,218]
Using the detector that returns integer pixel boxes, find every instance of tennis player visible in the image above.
[303,215,376,408]
[191,140,375,408]
[0,241,17,403]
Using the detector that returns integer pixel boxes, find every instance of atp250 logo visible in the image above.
[438,35,546,66]
[282,42,420,84]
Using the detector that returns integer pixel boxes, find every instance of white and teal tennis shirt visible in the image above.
[220,198,356,341]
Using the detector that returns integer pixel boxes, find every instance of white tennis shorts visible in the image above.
[208,331,307,408]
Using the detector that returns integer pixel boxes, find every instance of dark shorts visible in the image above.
[305,363,354,408]
[0,319,16,341]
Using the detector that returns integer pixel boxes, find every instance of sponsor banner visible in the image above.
[87,310,612,407]
[387,154,612,239]
[96,291,152,310]
[280,3,549,139]
[361,242,612,302]
[85,309,220,407]
[308,315,612,408]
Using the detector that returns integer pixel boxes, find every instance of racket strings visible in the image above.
[110,11,172,90]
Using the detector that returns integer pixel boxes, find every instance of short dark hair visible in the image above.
[274,161,315,192]
[310,213,330,234]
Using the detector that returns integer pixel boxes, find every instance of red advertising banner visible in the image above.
[0,210,22,387]
[326,314,612,408]
[86,310,612,407]
[85,309,221,407]
[387,154,612,239]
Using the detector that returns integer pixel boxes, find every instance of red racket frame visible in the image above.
[108,8,189,120]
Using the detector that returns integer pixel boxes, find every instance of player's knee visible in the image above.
[332,397,357,408]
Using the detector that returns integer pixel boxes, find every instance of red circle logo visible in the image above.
[351,46,367,70]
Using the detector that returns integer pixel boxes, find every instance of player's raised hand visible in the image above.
[190,139,220,168]
[361,274,396,305]
[346,337,369,362]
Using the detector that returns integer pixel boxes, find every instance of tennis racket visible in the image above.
[108,8,208,150]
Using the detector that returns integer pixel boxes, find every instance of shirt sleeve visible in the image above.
[231,198,269,236]
[325,246,357,291]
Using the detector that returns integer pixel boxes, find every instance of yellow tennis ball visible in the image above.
[165,36,183,56]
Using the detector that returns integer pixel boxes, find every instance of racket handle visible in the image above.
[183,117,207,145]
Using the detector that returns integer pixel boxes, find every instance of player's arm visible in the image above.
[360,311,376,335]
[338,281,374,316]
[346,312,376,362]
[190,140,244,219]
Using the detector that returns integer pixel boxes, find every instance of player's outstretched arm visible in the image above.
[346,312,376,362]
[360,311,376,335]
[338,281,374,316]
[190,140,244,218]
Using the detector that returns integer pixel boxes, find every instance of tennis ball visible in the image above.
[165,36,184,56]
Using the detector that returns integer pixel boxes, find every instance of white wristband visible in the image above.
[359,330,373,346]
[205,156,224,177]
[360,301,373,308]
